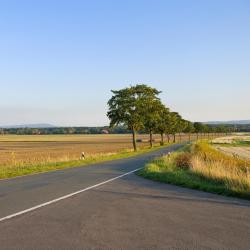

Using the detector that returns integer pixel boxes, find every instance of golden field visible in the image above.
[0,134,147,166]
[0,134,218,167]
[0,134,190,167]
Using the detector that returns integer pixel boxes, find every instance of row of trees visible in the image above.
[107,84,231,151]
[0,127,107,135]
[0,126,130,135]
[0,123,232,136]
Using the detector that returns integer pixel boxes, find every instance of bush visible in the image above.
[175,153,192,170]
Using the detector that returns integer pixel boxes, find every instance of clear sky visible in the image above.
[0,0,249,126]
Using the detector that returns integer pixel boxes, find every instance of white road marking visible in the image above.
[0,167,143,223]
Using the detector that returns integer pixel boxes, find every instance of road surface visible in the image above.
[0,144,249,250]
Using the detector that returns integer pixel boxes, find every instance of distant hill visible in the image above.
[0,124,55,129]
[204,120,250,125]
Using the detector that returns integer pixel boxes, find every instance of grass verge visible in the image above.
[0,144,171,180]
[138,141,250,200]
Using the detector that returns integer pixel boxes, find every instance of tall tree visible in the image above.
[177,118,188,142]
[170,112,182,142]
[143,99,163,148]
[193,122,204,139]
[183,121,194,141]
[162,112,175,143]
[107,84,161,151]
[156,105,171,145]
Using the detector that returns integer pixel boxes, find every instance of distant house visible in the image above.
[101,129,109,134]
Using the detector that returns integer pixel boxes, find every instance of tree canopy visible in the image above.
[107,84,161,151]
[107,84,232,151]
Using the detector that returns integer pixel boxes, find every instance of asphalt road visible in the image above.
[0,144,250,250]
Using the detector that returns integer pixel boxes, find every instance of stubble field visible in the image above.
[212,134,250,160]
[0,134,172,167]
[0,133,214,167]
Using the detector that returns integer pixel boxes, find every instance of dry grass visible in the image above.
[139,140,250,199]
[191,141,250,193]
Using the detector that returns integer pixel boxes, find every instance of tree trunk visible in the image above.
[149,130,153,148]
[179,133,182,142]
[173,134,176,143]
[132,129,137,151]
[196,133,199,140]
[160,133,164,146]
[167,134,170,143]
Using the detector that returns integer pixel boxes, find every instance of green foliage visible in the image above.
[183,120,194,133]
[107,84,160,130]
[107,84,161,150]
[193,122,204,133]
[143,99,164,147]
[155,106,170,134]
[106,83,233,150]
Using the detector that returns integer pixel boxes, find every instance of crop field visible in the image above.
[1,134,193,167]
[212,134,250,144]
[0,133,207,167]
[0,134,145,166]
[212,134,250,160]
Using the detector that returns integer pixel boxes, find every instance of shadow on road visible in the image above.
[94,174,250,208]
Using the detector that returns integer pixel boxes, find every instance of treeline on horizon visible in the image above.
[1,123,247,136]
[0,126,126,135]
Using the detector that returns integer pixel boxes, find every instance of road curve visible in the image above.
[0,143,250,249]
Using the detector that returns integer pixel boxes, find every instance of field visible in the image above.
[0,134,149,166]
[212,134,250,144]
[0,134,163,179]
[212,134,250,160]
[0,133,207,167]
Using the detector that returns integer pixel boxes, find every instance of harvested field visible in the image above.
[211,134,250,160]
[212,134,250,144]
[216,146,250,160]
[0,133,211,167]
[0,134,145,166]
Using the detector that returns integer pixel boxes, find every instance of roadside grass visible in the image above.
[0,144,172,179]
[138,141,250,200]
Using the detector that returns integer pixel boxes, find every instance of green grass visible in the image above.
[0,144,170,179]
[233,140,250,146]
[212,139,250,147]
[138,141,250,200]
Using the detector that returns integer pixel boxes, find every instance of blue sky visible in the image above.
[0,0,249,126]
